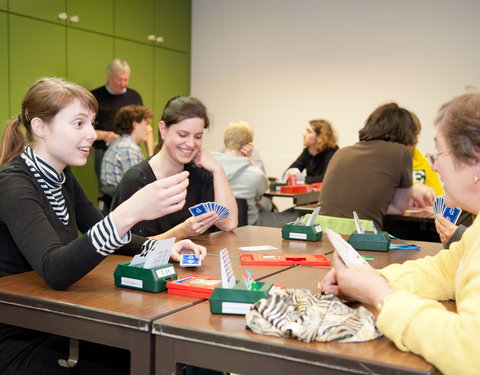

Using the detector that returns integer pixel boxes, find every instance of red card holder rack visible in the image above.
[167,275,222,299]
[240,253,330,266]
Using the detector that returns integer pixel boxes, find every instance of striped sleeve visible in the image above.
[87,214,131,256]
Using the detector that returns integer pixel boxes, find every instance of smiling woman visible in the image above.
[111,95,238,240]
[0,78,210,374]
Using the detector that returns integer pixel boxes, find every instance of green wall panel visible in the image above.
[9,14,66,116]
[114,0,154,43]
[67,28,114,90]
[8,0,66,24]
[114,39,155,112]
[67,0,114,35]
[0,12,9,129]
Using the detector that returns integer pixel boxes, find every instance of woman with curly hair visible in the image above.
[287,119,339,183]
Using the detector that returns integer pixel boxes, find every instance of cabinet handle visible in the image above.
[147,34,156,41]
[156,36,165,43]
[57,12,68,20]
[69,15,80,23]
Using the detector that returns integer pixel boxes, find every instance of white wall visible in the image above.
[191,0,480,178]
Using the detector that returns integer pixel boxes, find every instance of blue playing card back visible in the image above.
[180,254,201,267]
[443,207,462,224]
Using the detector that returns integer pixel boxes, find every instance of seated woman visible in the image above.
[112,95,238,239]
[318,103,419,230]
[321,92,480,375]
[0,78,206,374]
[286,119,338,183]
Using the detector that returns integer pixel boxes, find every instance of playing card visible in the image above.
[189,202,230,220]
[189,203,208,216]
[325,229,367,267]
[442,206,462,224]
[433,196,446,216]
[180,253,201,267]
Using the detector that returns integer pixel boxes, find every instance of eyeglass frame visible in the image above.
[425,148,453,165]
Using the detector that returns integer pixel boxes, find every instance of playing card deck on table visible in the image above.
[434,195,462,224]
[180,253,201,267]
[189,202,230,220]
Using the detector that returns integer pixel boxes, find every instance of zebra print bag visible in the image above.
[245,288,382,343]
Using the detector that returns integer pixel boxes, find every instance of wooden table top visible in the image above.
[0,254,205,328]
[154,264,443,375]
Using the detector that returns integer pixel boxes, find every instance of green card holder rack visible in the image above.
[209,281,273,315]
[114,262,177,293]
[347,231,391,252]
[281,222,323,242]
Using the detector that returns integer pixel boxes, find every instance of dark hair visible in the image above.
[0,77,97,166]
[155,96,210,152]
[309,119,338,152]
[435,93,480,166]
[114,105,153,135]
[358,102,420,145]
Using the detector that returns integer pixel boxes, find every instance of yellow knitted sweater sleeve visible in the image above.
[377,216,480,375]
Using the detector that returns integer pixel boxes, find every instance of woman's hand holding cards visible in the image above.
[169,239,207,263]
[435,215,458,246]
[184,211,218,236]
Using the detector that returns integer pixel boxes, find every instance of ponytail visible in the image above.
[0,116,26,167]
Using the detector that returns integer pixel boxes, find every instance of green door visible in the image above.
[67,28,114,90]
[114,39,155,112]
[67,0,114,35]
[154,48,190,121]
[67,28,114,203]
[8,0,67,24]
[9,14,66,116]
[114,0,154,44]
[154,0,191,52]
[0,12,9,129]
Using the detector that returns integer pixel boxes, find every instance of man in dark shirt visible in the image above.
[91,59,152,181]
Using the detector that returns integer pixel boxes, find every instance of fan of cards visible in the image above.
[433,195,462,224]
[189,201,230,221]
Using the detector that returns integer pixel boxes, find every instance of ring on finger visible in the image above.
[199,222,204,227]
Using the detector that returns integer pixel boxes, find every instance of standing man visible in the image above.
[91,59,153,183]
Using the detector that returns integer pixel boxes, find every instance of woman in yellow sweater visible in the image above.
[322,92,480,375]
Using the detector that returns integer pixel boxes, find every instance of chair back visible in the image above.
[236,198,249,227]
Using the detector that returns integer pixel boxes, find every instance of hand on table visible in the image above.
[320,253,393,311]
[170,239,207,262]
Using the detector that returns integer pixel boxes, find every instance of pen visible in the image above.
[246,269,259,290]
[242,273,252,290]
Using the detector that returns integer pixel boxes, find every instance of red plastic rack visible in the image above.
[167,275,222,299]
[240,253,330,266]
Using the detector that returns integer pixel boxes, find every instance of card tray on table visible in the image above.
[209,280,273,315]
[281,222,323,242]
[114,262,177,293]
[347,231,391,252]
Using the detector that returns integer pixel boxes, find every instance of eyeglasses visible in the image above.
[425,148,452,165]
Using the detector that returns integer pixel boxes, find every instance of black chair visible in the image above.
[236,198,248,227]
